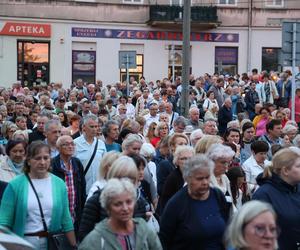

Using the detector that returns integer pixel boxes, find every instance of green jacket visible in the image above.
[0,173,73,237]
[79,218,162,250]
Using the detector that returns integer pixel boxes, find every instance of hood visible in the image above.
[256,172,299,194]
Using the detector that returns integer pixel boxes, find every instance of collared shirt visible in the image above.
[242,155,270,184]
[74,135,106,193]
[60,159,76,222]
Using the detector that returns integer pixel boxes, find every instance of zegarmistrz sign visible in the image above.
[72,27,239,43]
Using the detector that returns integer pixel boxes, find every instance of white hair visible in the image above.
[182,154,215,181]
[225,200,277,249]
[173,145,195,165]
[190,129,203,146]
[282,124,298,135]
[100,178,136,211]
[227,120,240,129]
[122,134,143,151]
[206,143,235,160]
[140,143,156,158]
[293,134,300,147]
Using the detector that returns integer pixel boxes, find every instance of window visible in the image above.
[265,0,284,7]
[168,45,192,81]
[262,48,280,72]
[215,47,238,75]
[123,0,143,3]
[218,0,237,5]
[120,54,143,82]
[17,40,50,87]
[72,50,96,84]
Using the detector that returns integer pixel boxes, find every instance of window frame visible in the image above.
[265,0,284,7]
[123,0,143,4]
[217,0,237,6]
[120,54,144,82]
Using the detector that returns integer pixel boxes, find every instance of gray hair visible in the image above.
[102,120,119,138]
[140,143,156,158]
[206,143,235,160]
[182,154,215,181]
[282,124,298,135]
[227,120,240,129]
[44,119,61,132]
[293,134,300,147]
[56,135,73,148]
[190,129,203,145]
[173,116,187,127]
[1,121,17,138]
[83,114,98,125]
[122,134,143,151]
[173,145,195,165]
[100,178,136,212]
[225,200,277,249]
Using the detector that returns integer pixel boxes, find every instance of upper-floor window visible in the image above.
[123,0,143,3]
[265,0,284,7]
[218,0,237,5]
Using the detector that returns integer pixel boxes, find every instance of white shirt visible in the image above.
[74,135,107,193]
[242,155,270,184]
[25,177,53,233]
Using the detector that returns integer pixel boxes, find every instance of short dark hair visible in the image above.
[266,119,281,133]
[102,120,119,138]
[206,90,214,98]
[251,140,269,154]
[128,153,147,169]
[6,139,27,156]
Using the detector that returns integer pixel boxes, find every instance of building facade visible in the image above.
[0,0,299,88]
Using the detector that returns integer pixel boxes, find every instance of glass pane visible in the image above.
[262,48,279,72]
[219,0,226,4]
[18,42,23,62]
[136,55,143,65]
[228,0,235,4]
[275,0,282,5]
[23,43,49,63]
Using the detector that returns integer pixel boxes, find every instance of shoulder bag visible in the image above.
[25,174,73,250]
[84,139,98,176]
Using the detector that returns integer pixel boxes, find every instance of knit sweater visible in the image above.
[0,173,74,237]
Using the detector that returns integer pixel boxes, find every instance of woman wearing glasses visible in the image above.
[225,200,278,250]
[253,148,300,249]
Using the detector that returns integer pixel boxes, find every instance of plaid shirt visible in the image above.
[60,159,76,222]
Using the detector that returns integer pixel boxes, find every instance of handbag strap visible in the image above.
[25,174,48,232]
[84,139,98,176]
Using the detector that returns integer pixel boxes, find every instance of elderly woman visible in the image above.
[0,121,18,146]
[160,145,195,213]
[150,121,169,148]
[140,143,157,187]
[79,178,162,250]
[159,154,229,250]
[0,139,27,182]
[225,200,278,250]
[282,124,298,146]
[253,148,300,249]
[195,135,223,154]
[190,129,203,147]
[206,143,236,213]
[0,141,76,249]
[78,155,152,242]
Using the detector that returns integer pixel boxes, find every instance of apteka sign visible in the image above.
[0,22,51,37]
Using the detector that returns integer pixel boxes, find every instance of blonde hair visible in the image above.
[195,135,223,154]
[263,148,300,178]
[168,133,189,150]
[99,151,121,179]
[154,121,169,137]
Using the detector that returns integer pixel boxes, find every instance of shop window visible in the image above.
[120,54,143,82]
[168,45,192,81]
[262,48,280,72]
[215,47,238,75]
[72,50,96,84]
[17,40,50,87]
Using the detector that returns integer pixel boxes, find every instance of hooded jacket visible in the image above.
[253,173,300,250]
[78,218,162,250]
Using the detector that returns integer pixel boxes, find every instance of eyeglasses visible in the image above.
[159,127,168,130]
[61,142,75,148]
[178,157,189,161]
[254,225,280,238]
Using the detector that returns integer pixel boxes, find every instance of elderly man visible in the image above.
[165,102,178,130]
[51,135,86,234]
[170,116,187,134]
[203,119,218,135]
[188,106,200,130]
[103,120,121,152]
[29,114,49,143]
[44,119,62,158]
[143,102,160,136]
[74,114,106,193]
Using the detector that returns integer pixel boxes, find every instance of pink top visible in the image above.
[256,118,268,136]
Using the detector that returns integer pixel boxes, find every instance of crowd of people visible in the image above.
[0,68,299,250]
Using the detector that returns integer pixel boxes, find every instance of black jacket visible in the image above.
[253,173,300,250]
[78,188,149,242]
[28,128,46,143]
[51,155,87,233]
[218,105,232,136]
[0,180,7,205]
